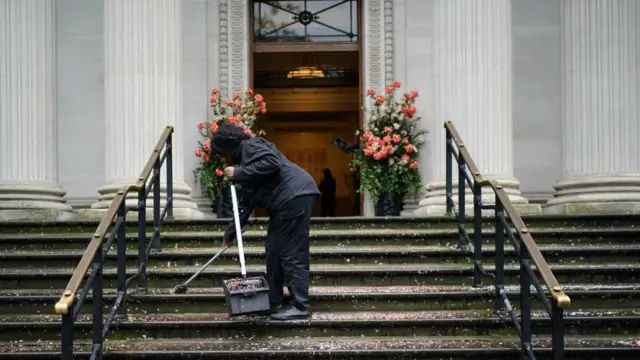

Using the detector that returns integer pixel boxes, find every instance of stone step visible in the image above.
[1,228,639,251]
[1,309,638,341]
[1,263,639,289]
[1,285,638,315]
[2,244,639,269]
[0,336,638,359]
[3,214,639,234]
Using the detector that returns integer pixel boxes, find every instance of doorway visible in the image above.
[250,1,362,217]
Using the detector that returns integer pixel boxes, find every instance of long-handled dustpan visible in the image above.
[221,184,270,316]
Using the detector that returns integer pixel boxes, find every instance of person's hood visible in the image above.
[210,123,250,162]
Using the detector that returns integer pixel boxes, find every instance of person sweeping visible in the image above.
[210,122,319,321]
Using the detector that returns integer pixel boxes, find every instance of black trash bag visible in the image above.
[374,193,404,217]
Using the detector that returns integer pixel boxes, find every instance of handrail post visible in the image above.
[116,202,127,317]
[472,182,482,287]
[166,133,174,219]
[457,157,466,249]
[494,199,506,312]
[152,159,162,249]
[92,240,104,359]
[137,189,148,293]
[519,241,533,357]
[60,308,74,359]
[551,299,565,360]
[445,131,453,215]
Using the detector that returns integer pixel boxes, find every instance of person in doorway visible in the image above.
[210,123,319,321]
[318,168,336,217]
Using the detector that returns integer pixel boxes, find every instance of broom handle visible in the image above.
[230,184,247,277]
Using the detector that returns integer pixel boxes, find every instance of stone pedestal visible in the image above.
[81,0,202,220]
[545,0,640,215]
[414,0,540,217]
[0,0,76,221]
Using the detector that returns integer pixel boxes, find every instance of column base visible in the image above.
[83,182,204,220]
[0,182,77,221]
[413,178,542,217]
[544,174,640,215]
[400,196,420,217]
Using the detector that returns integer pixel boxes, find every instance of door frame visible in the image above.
[248,0,364,216]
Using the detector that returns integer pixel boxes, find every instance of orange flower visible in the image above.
[211,88,220,95]
[235,101,243,109]
[409,160,418,169]
[209,121,218,133]
[195,148,202,157]
[363,131,373,139]
[244,128,253,136]
[233,114,243,123]
[197,122,204,130]
[209,95,216,104]
[225,100,233,107]
[366,88,375,96]
[215,168,224,177]
[410,90,419,98]
[393,80,401,88]
[385,86,394,95]
[405,144,415,153]
[227,115,234,122]
[232,93,240,100]
[392,134,401,143]
[375,94,385,104]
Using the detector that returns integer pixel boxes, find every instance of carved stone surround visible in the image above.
[218,0,249,96]
[364,0,394,92]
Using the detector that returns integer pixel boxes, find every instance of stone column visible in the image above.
[545,0,640,214]
[82,0,202,219]
[0,0,75,221]
[414,0,540,216]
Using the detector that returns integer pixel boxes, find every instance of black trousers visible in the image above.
[265,195,315,311]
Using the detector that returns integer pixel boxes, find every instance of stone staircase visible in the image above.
[0,216,639,359]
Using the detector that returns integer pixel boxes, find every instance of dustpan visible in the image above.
[221,184,270,316]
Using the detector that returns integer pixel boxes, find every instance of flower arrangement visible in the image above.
[193,88,267,207]
[351,80,425,209]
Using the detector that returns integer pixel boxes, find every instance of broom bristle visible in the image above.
[171,284,188,294]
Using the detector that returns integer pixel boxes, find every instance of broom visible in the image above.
[170,244,228,295]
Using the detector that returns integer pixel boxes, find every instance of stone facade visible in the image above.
[0,0,638,219]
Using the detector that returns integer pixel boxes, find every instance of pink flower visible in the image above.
[393,80,401,88]
[367,88,375,96]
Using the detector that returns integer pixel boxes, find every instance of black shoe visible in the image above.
[270,306,310,321]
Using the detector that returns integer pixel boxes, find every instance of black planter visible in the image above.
[212,188,233,218]
[374,192,404,217]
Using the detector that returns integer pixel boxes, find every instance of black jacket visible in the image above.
[223,137,319,240]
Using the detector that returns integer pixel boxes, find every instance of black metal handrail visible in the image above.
[444,121,570,360]
[54,126,175,360]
